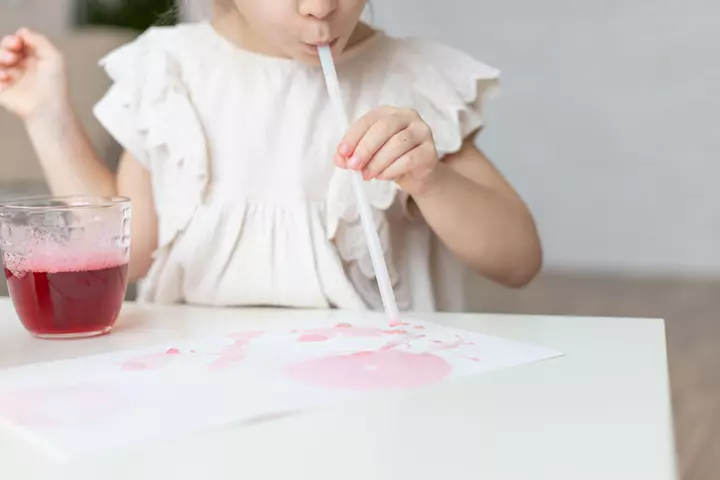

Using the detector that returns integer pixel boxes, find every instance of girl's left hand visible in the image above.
[335,106,439,197]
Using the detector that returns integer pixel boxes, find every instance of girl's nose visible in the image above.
[298,0,338,19]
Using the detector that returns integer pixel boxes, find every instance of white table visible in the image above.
[0,299,677,479]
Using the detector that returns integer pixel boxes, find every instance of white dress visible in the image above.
[93,22,500,312]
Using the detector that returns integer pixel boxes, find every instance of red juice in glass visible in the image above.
[5,260,129,338]
[0,196,131,339]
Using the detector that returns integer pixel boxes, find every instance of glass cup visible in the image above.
[0,196,131,339]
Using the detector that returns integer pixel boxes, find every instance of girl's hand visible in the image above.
[0,28,68,121]
[335,107,440,197]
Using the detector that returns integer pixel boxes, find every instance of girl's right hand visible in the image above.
[0,28,69,121]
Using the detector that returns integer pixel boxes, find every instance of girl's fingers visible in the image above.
[17,29,56,58]
[0,49,20,67]
[1,35,23,53]
[0,66,21,85]
[376,142,435,181]
[337,107,388,158]
[333,153,347,168]
[362,128,418,180]
[347,115,409,171]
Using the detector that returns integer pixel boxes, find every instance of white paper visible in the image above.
[0,318,562,459]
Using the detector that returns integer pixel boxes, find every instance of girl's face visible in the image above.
[226,0,368,63]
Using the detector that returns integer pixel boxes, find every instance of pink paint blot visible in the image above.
[414,325,426,330]
[297,333,330,343]
[209,331,264,371]
[285,350,452,391]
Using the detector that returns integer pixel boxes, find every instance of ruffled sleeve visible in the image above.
[384,38,501,157]
[93,28,209,252]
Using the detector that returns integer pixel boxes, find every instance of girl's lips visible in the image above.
[305,38,339,48]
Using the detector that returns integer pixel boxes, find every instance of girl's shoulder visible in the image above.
[351,32,502,156]
[97,23,210,80]
[358,30,499,69]
[353,31,501,90]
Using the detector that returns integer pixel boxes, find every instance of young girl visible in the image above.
[0,0,541,312]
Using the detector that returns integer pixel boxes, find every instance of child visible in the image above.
[0,0,541,312]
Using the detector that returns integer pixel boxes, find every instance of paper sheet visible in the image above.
[0,318,562,459]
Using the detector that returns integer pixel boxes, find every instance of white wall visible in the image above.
[0,0,73,36]
[370,0,720,275]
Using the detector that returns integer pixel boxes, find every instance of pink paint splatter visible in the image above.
[414,325,425,330]
[293,323,385,342]
[297,333,330,343]
[382,329,408,335]
[209,331,264,371]
[120,348,183,372]
[429,336,467,353]
[284,331,474,391]
[285,350,452,391]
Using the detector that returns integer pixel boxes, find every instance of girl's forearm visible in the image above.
[24,106,116,197]
[412,163,542,287]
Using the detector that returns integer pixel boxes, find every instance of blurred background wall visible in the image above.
[0,1,717,478]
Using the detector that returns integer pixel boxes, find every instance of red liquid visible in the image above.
[4,263,129,338]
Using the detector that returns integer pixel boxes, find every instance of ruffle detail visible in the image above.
[326,169,402,282]
[94,28,209,252]
[387,38,501,157]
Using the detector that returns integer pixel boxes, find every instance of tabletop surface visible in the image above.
[0,299,677,480]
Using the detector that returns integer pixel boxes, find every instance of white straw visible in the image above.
[317,46,400,325]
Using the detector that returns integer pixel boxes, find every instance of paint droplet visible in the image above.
[165,348,181,355]
[414,325,425,330]
[382,329,408,335]
[297,333,330,343]
[351,351,374,357]
[334,323,352,329]
[121,361,149,372]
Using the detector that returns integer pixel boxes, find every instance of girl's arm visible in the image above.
[1,29,157,281]
[337,107,542,288]
[115,152,159,282]
[411,138,542,287]
[26,114,158,282]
